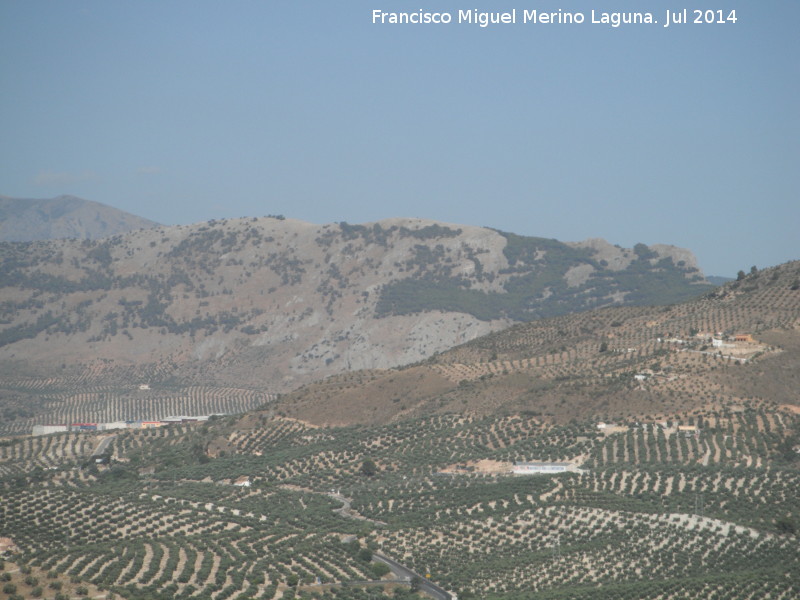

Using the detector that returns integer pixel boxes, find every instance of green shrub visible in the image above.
[371,562,390,578]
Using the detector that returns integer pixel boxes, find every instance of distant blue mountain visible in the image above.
[0,194,159,241]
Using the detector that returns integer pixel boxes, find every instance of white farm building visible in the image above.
[31,424,69,436]
[512,462,571,475]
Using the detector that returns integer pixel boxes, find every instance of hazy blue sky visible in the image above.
[1,1,797,276]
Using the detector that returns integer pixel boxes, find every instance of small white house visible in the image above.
[512,462,570,475]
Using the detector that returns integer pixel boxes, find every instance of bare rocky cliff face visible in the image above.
[0,215,711,393]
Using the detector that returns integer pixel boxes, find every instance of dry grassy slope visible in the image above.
[0,215,705,396]
[275,261,800,425]
[277,367,454,427]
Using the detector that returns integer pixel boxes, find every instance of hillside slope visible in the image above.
[275,261,800,426]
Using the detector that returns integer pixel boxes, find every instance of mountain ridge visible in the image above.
[0,213,720,433]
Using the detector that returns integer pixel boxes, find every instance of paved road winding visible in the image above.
[373,553,452,600]
[92,434,116,457]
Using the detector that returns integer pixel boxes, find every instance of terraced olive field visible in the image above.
[0,377,272,437]
[2,403,798,600]
[2,263,798,598]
